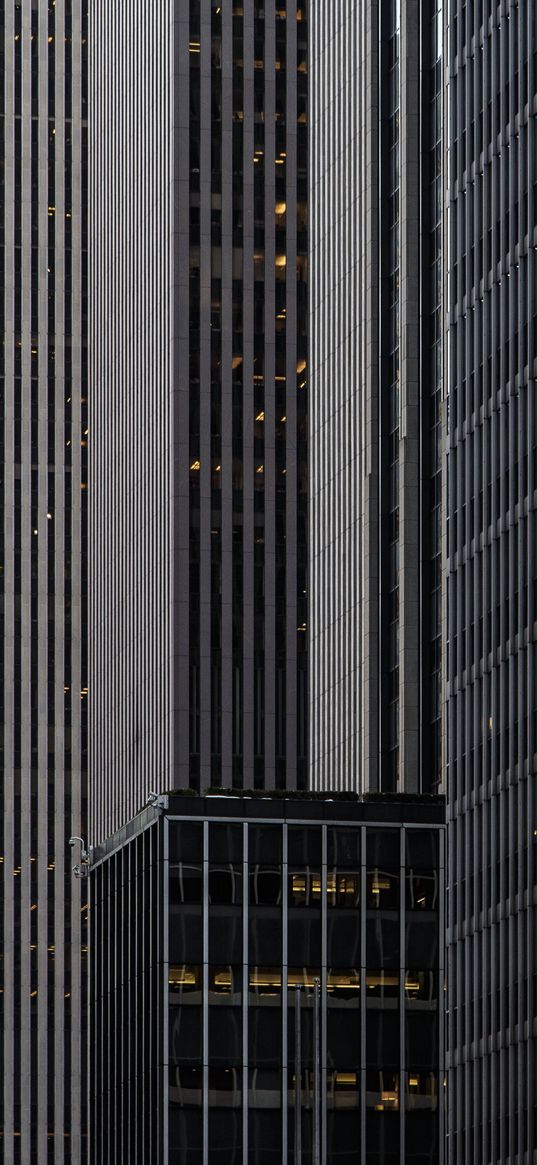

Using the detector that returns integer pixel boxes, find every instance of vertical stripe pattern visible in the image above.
[89,0,173,841]
[446,1,537,1160]
[310,0,443,795]
[1,1,88,1160]
[90,1,308,842]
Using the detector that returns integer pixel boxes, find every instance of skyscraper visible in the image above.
[1,2,88,1161]
[89,1,308,844]
[310,0,443,795]
[446,3,537,1159]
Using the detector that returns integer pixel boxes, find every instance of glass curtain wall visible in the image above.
[167,818,442,1165]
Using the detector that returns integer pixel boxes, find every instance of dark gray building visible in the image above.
[445,3,537,1160]
[1,2,88,1162]
[89,1,308,844]
[309,0,443,795]
[89,791,445,1165]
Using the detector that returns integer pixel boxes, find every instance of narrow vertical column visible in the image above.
[282,824,288,1160]
[163,818,170,1164]
[399,828,405,1164]
[2,5,15,1156]
[361,0,380,793]
[198,1,213,790]
[242,822,249,1162]
[438,825,446,1165]
[321,827,327,1165]
[171,0,191,789]
[219,0,234,788]
[285,0,298,788]
[241,3,255,782]
[203,821,209,1165]
[294,988,302,1164]
[398,0,421,792]
[263,4,277,784]
[313,978,321,1165]
[360,825,367,1160]
[19,2,33,1158]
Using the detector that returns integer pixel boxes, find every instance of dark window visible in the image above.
[327,827,361,868]
[169,821,204,863]
[250,866,281,906]
[367,829,400,870]
[366,868,399,910]
[209,865,243,904]
[170,863,203,905]
[209,1009,243,1065]
[406,869,438,910]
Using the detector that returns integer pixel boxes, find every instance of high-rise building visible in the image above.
[89,790,445,1165]
[445,4,537,1160]
[89,1,308,844]
[310,0,443,795]
[1,3,88,1162]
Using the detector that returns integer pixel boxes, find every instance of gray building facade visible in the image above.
[309,0,443,795]
[446,2,537,1160]
[89,791,445,1165]
[89,1,308,844]
[1,2,88,1162]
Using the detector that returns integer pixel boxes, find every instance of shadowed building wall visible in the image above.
[90,0,308,844]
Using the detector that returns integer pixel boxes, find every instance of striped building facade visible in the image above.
[89,1,308,845]
[446,2,537,1159]
[1,2,88,1161]
[310,0,443,795]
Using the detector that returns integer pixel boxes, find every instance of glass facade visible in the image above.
[446,1,537,1159]
[187,0,308,793]
[1,3,88,1161]
[90,796,444,1165]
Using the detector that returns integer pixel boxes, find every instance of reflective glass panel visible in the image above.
[249,865,281,906]
[170,863,203,904]
[366,971,399,1000]
[365,1070,400,1110]
[326,1071,359,1108]
[288,869,322,906]
[406,869,438,910]
[327,828,361,868]
[326,870,360,908]
[405,970,437,1006]
[209,864,243,904]
[249,967,282,997]
[327,969,360,999]
[209,965,242,1000]
[366,868,399,910]
[169,964,203,996]
[405,1071,438,1109]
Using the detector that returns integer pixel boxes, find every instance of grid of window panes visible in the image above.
[167,817,442,1165]
[187,0,308,793]
[446,0,537,1160]
[380,0,401,789]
